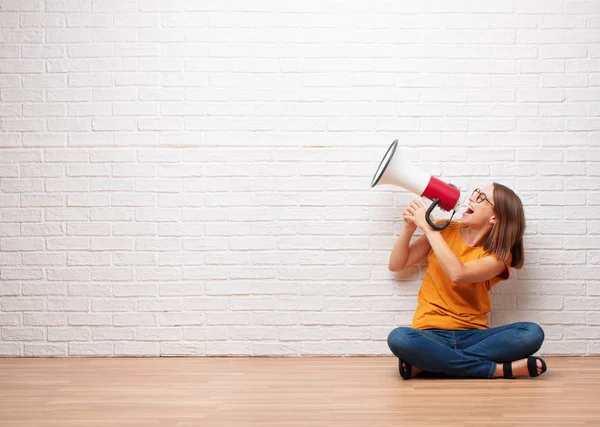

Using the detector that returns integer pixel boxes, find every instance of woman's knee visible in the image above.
[387,327,416,356]
[516,322,545,353]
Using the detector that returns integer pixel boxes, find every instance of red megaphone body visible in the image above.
[371,139,465,230]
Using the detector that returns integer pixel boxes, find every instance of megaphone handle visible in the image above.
[426,199,455,231]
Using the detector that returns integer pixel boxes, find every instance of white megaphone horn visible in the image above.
[371,139,465,230]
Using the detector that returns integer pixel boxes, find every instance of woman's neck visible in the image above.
[460,223,492,248]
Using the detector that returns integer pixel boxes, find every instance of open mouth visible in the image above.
[464,206,475,215]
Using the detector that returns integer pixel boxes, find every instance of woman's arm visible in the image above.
[388,224,431,272]
[424,229,506,285]
[404,199,507,285]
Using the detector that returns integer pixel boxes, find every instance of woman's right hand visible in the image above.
[402,208,418,233]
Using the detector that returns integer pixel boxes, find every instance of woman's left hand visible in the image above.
[403,199,434,233]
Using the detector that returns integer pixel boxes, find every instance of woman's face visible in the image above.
[461,184,496,227]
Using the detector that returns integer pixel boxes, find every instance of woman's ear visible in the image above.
[489,215,497,225]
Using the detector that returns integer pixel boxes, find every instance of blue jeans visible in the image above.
[387,322,545,378]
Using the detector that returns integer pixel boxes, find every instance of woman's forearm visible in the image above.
[424,229,465,283]
[388,226,416,271]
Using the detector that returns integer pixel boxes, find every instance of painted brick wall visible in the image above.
[1,0,599,357]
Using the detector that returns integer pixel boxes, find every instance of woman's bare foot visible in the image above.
[494,358,544,378]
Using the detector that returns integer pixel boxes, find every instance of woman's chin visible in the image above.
[460,213,472,224]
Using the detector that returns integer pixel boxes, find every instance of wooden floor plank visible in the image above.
[0,357,598,426]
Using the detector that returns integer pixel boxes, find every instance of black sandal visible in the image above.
[503,356,547,379]
[398,358,412,380]
[527,356,547,377]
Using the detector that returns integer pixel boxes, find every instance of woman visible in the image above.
[387,183,547,379]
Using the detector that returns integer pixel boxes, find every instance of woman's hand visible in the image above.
[403,199,434,233]
[401,208,418,234]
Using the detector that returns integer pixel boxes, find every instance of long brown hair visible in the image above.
[483,183,525,268]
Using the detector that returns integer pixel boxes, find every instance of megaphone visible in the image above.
[371,139,465,230]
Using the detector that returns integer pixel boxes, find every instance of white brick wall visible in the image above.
[1,0,599,357]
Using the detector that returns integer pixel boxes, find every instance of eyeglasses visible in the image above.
[471,188,494,207]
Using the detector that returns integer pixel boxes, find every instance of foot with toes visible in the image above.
[497,356,547,379]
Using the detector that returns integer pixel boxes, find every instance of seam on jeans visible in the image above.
[416,330,452,348]
[457,328,506,350]
[456,323,530,348]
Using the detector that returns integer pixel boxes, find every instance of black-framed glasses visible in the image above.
[472,188,494,207]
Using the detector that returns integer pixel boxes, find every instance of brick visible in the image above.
[0,343,22,356]
[24,344,67,356]
[91,298,134,312]
[113,313,156,326]
[113,284,156,297]
[115,342,159,356]
[136,327,181,341]
[92,328,134,341]
[68,313,111,326]
[160,343,206,356]
[46,298,89,312]
[48,327,91,341]
[2,327,45,341]
[69,342,113,356]
[160,313,204,326]
[22,282,67,296]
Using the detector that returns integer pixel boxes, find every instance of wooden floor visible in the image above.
[0,356,598,427]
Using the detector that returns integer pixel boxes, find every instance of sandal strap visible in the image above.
[503,361,515,379]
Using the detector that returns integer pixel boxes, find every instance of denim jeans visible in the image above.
[387,322,545,378]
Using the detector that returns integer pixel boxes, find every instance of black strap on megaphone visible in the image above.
[426,199,456,231]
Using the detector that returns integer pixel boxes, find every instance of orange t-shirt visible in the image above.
[411,221,511,331]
